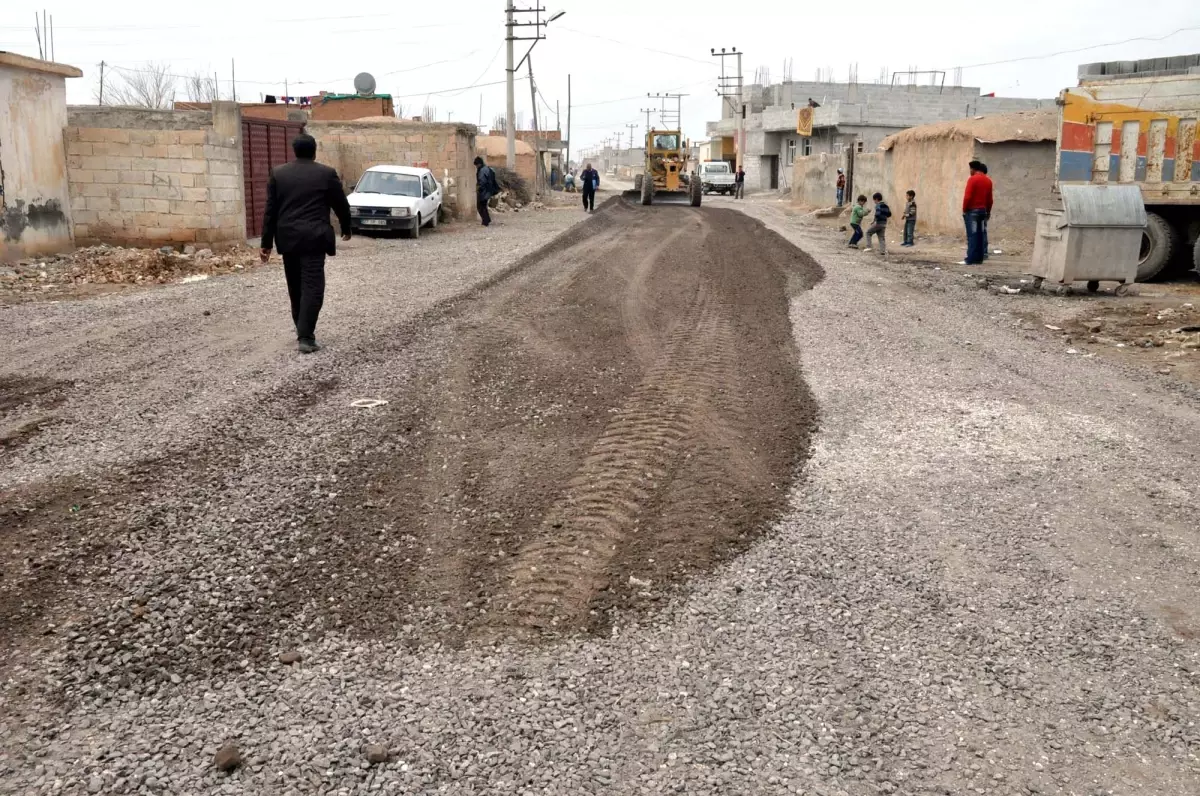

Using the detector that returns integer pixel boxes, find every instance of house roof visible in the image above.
[879,110,1058,151]
[0,51,82,78]
[476,135,534,157]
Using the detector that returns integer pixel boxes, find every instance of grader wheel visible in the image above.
[690,176,702,207]
[640,172,653,206]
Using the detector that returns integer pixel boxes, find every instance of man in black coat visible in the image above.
[474,156,500,227]
[260,134,352,354]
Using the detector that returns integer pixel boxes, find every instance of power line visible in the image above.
[956,25,1200,70]
[555,27,719,68]
[105,46,493,89]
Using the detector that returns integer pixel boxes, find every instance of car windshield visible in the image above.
[702,163,730,173]
[653,134,679,150]
[356,171,422,197]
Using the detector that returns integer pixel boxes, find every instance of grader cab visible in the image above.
[631,130,701,207]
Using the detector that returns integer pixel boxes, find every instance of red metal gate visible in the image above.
[242,118,306,238]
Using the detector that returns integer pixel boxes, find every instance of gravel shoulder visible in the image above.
[3,194,1199,795]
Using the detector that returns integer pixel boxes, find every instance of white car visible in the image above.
[347,165,443,239]
[698,161,736,195]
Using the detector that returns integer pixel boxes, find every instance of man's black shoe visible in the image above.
[298,338,321,354]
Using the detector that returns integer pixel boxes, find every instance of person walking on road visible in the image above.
[836,168,846,206]
[960,160,993,265]
[260,133,351,355]
[734,165,746,199]
[474,156,500,227]
[580,163,599,212]
[864,192,891,255]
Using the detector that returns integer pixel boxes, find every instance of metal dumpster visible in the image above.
[1030,184,1146,295]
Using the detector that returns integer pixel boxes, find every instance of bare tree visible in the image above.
[392,102,406,119]
[184,71,219,103]
[102,62,176,109]
[421,105,437,123]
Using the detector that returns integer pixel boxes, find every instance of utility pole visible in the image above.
[647,92,686,130]
[566,74,571,171]
[626,123,638,150]
[528,56,543,197]
[614,131,622,151]
[505,3,564,170]
[639,107,655,136]
[231,59,237,102]
[712,47,745,170]
[98,60,106,105]
[505,1,516,169]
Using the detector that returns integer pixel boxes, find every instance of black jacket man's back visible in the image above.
[261,159,352,255]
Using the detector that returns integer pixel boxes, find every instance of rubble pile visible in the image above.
[1,244,260,299]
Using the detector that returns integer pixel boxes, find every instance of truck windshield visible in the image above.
[702,163,730,173]
[653,134,679,150]
[356,171,421,197]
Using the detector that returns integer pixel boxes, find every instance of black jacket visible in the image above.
[476,164,500,199]
[261,158,352,256]
[579,168,599,190]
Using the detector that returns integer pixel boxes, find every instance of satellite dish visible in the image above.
[353,72,377,95]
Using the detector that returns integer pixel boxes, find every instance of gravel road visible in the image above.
[2,194,1199,795]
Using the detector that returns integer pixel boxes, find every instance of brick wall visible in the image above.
[307,120,478,219]
[65,105,246,248]
[310,96,394,121]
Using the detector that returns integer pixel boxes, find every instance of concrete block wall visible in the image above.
[790,152,846,207]
[64,106,245,248]
[307,121,477,219]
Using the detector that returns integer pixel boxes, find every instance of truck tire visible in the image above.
[634,174,643,191]
[690,176,702,207]
[640,172,653,206]
[1136,212,1179,281]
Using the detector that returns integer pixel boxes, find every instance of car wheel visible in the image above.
[429,208,439,230]
[406,215,421,239]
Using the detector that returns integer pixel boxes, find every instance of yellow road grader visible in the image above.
[630,130,701,207]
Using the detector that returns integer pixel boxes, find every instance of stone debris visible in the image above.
[213,742,242,773]
[364,744,390,765]
[1,243,259,299]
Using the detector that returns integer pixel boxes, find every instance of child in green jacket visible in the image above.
[847,195,867,247]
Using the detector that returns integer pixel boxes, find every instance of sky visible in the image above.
[5,1,1200,156]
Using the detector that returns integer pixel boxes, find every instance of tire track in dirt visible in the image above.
[488,277,738,634]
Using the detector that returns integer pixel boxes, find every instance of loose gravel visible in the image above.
[3,195,1199,795]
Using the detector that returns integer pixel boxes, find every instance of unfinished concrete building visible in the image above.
[707,79,1053,193]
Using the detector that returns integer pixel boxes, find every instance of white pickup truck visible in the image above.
[698,161,736,195]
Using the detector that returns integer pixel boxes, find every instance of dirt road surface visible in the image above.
[2,193,1199,795]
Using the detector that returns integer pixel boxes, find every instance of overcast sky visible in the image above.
[5,1,1200,154]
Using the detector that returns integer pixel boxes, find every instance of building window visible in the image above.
[856,139,865,153]
[801,138,812,156]
[786,139,797,165]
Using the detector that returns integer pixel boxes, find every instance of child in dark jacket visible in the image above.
[901,190,917,246]
[865,192,891,254]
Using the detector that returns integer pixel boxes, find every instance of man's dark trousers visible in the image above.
[478,192,492,226]
[964,209,987,264]
[582,186,595,211]
[282,251,325,341]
